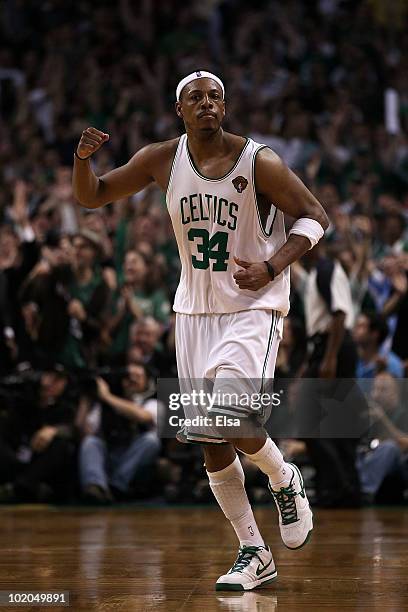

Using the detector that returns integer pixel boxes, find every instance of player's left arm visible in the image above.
[233,148,329,291]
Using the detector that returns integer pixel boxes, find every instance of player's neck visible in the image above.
[186,127,229,160]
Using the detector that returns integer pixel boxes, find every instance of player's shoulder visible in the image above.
[255,144,281,165]
[129,138,182,189]
[140,137,180,161]
[252,143,289,189]
[253,144,290,183]
[128,137,181,171]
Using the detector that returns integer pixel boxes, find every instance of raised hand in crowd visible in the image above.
[96,377,111,403]
[30,426,58,453]
[68,299,87,322]
[10,180,30,229]
[382,257,408,317]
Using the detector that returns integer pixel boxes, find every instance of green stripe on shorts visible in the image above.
[260,311,277,394]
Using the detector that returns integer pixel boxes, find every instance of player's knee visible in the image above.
[211,410,265,442]
[203,442,235,471]
[204,443,231,459]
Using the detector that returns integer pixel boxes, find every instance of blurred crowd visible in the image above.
[1,0,408,506]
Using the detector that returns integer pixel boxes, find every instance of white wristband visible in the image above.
[288,217,325,249]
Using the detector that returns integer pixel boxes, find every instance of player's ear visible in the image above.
[175,102,183,118]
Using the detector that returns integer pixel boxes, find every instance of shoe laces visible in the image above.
[229,546,263,574]
[272,484,298,525]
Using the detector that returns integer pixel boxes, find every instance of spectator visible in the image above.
[20,230,110,368]
[275,315,306,379]
[381,255,408,362]
[353,313,404,385]
[59,230,111,368]
[0,181,40,357]
[106,249,170,362]
[0,365,78,503]
[78,364,161,503]
[19,234,74,364]
[357,372,408,503]
[0,270,17,372]
[292,240,366,507]
[373,212,408,259]
[128,316,172,377]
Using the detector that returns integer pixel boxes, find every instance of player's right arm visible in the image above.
[72,127,173,208]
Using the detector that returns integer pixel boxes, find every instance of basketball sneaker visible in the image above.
[268,462,313,549]
[215,544,277,591]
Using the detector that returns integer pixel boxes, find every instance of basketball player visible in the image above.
[72,71,329,591]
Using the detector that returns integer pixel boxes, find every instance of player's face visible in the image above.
[176,78,225,133]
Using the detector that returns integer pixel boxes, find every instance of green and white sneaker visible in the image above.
[215,545,277,591]
[268,462,313,550]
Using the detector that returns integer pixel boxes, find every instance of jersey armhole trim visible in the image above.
[252,145,278,239]
[165,136,183,203]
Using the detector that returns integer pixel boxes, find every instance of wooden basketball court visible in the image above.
[1,505,407,611]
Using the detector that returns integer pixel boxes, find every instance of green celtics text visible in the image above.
[181,193,238,230]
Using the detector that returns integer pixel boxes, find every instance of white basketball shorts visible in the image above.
[175,309,283,444]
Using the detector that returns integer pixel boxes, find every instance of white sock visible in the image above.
[207,456,265,548]
[244,437,291,488]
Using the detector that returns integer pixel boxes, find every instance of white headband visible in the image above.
[176,71,225,102]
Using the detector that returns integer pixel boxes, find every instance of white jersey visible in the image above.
[166,134,290,315]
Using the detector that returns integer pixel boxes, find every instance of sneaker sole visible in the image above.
[215,570,278,591]
[284,527,313,550]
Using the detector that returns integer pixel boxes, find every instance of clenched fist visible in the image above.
[76,127,109,159]
[233,256,271,291]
